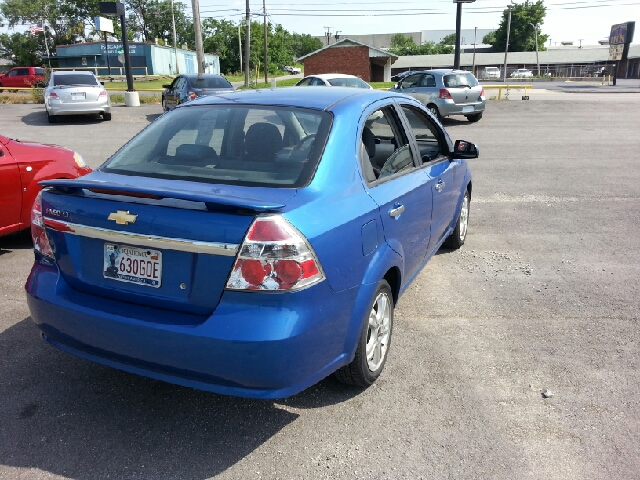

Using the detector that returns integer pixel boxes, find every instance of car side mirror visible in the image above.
[100,81,105,86]
[162,84,172,89]
[453,140,479,159]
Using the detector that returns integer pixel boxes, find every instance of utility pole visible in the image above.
[323,26,332,45]
[454,2,462,69]
[502,2,514,82]
[170,0,179,73]
[190,0,205,73]
[245,0,250,87]
[263,0,268,84]
[530,23,540,76]
[472,26,477,75]
[238,22,243,74]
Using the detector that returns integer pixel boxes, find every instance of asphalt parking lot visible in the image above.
[1,95,639,479]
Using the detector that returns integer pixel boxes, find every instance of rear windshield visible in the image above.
[53,74,99,86]
[101,104,332,188]
[443,73,479,88]
[327,77,370,89]
[187,76,233,89]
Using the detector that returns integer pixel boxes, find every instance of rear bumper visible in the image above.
[26,262,372,398]
[437,98,486,117]
[47,99,111,116]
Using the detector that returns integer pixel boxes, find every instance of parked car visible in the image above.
[295,74,372,89]
[0,134,91,237]
[162,74,235,111]
[595,67,607,77]
[479,67,501,80]
[0,66,45,92]
[45,71,112,123]
[26,87,477,398]
[279,65,302,75]
[510,68,533,78]
[389,69,485,122]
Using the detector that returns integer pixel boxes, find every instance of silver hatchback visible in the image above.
[45,71,112,123]
[389,69,485,122]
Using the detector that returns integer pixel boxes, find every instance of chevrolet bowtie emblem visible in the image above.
[108,210,138,225]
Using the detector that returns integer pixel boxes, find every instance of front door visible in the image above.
[0,143,22,233]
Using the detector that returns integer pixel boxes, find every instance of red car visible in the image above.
[0,66,46,92]
[0,135,91,237]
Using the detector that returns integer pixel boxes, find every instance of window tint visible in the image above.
[419,74,436,88]
[399,74,422,89]
[400,105,444,163]
[326,77,370,88]
[102,105,332,188]
[187,76,232,89]
[35,68,45,76]
[443,73,478,88]
[310,78,326,86]
[53,74,99,86]
[360,107,413,182]
[16,69,30,76]
[296,78,313,86]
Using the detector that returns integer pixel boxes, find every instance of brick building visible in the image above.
[298,38,397,82]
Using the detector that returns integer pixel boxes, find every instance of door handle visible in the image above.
[389,205,405,218]
[435,180,445,192]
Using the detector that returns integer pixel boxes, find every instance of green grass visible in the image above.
[370,82,396,90]
[103,79,171,91]
[107,93,161,105]
[236,78,301,89]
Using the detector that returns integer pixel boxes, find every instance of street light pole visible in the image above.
[170,0,179,74]
[472,26,477,75]
[244,0,250,87]
[190,0,205,73]
[454,1,462,69]
[502,3,514,82]
[529,23,540,76]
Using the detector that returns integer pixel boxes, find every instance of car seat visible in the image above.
[244,122,283,162]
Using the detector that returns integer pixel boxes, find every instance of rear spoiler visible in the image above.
[41,179,286,213]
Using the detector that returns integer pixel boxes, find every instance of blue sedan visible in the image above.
[26,87,478,399]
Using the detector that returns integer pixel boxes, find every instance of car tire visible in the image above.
[0,83,3,93]
[335,279,393,387]
[103,112,112,121]
[47,112,56,124]
[466,113,482,123]
[427,104,442,121]
[443,189,470,249]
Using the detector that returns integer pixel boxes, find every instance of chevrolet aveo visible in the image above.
[26,87,478,399]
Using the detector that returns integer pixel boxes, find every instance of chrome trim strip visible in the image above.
[46,220,239,256]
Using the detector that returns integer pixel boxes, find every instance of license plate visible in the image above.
[103,244,162,287]
[462,106,474,113]
[71,93,85,100]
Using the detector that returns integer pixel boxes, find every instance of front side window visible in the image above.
[399,74,422,89]
[360,107,414,182]
[101,105,332,188]
[187,76,232,89]
[296,78,313,86]
[399,105,446,163]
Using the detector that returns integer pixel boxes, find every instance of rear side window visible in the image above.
[53,74,99,86]
[101,105,332,188]
[443,73,478,88]
[326,77,370,89]
[35,68,45,75]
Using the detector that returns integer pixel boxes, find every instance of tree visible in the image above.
[389,33,453,56]
[486,0,549,52]
[0,31,45,65]
[439,33,457,46]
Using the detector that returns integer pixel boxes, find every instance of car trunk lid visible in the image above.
[40,175,295,316]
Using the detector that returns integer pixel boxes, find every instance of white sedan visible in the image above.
[295,73,372,89]
[510,69,533,78]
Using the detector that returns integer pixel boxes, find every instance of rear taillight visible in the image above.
[99,90,107,97]
[48,92,58,98]
[226,215,325,291]
[31,191,54,258]
[480,88,485,98]
[188,91,197,100]
[438,89,452,100]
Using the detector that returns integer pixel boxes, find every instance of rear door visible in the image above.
[359,103,432,282]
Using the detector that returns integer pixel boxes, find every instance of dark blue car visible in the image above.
[26,87,478,398]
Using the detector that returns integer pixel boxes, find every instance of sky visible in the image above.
[188,0,640,47]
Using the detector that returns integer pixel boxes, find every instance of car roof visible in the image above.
[185,86,405,111]
[53,70,96,75]
[403,69,472,76]
[183,74,226,79]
